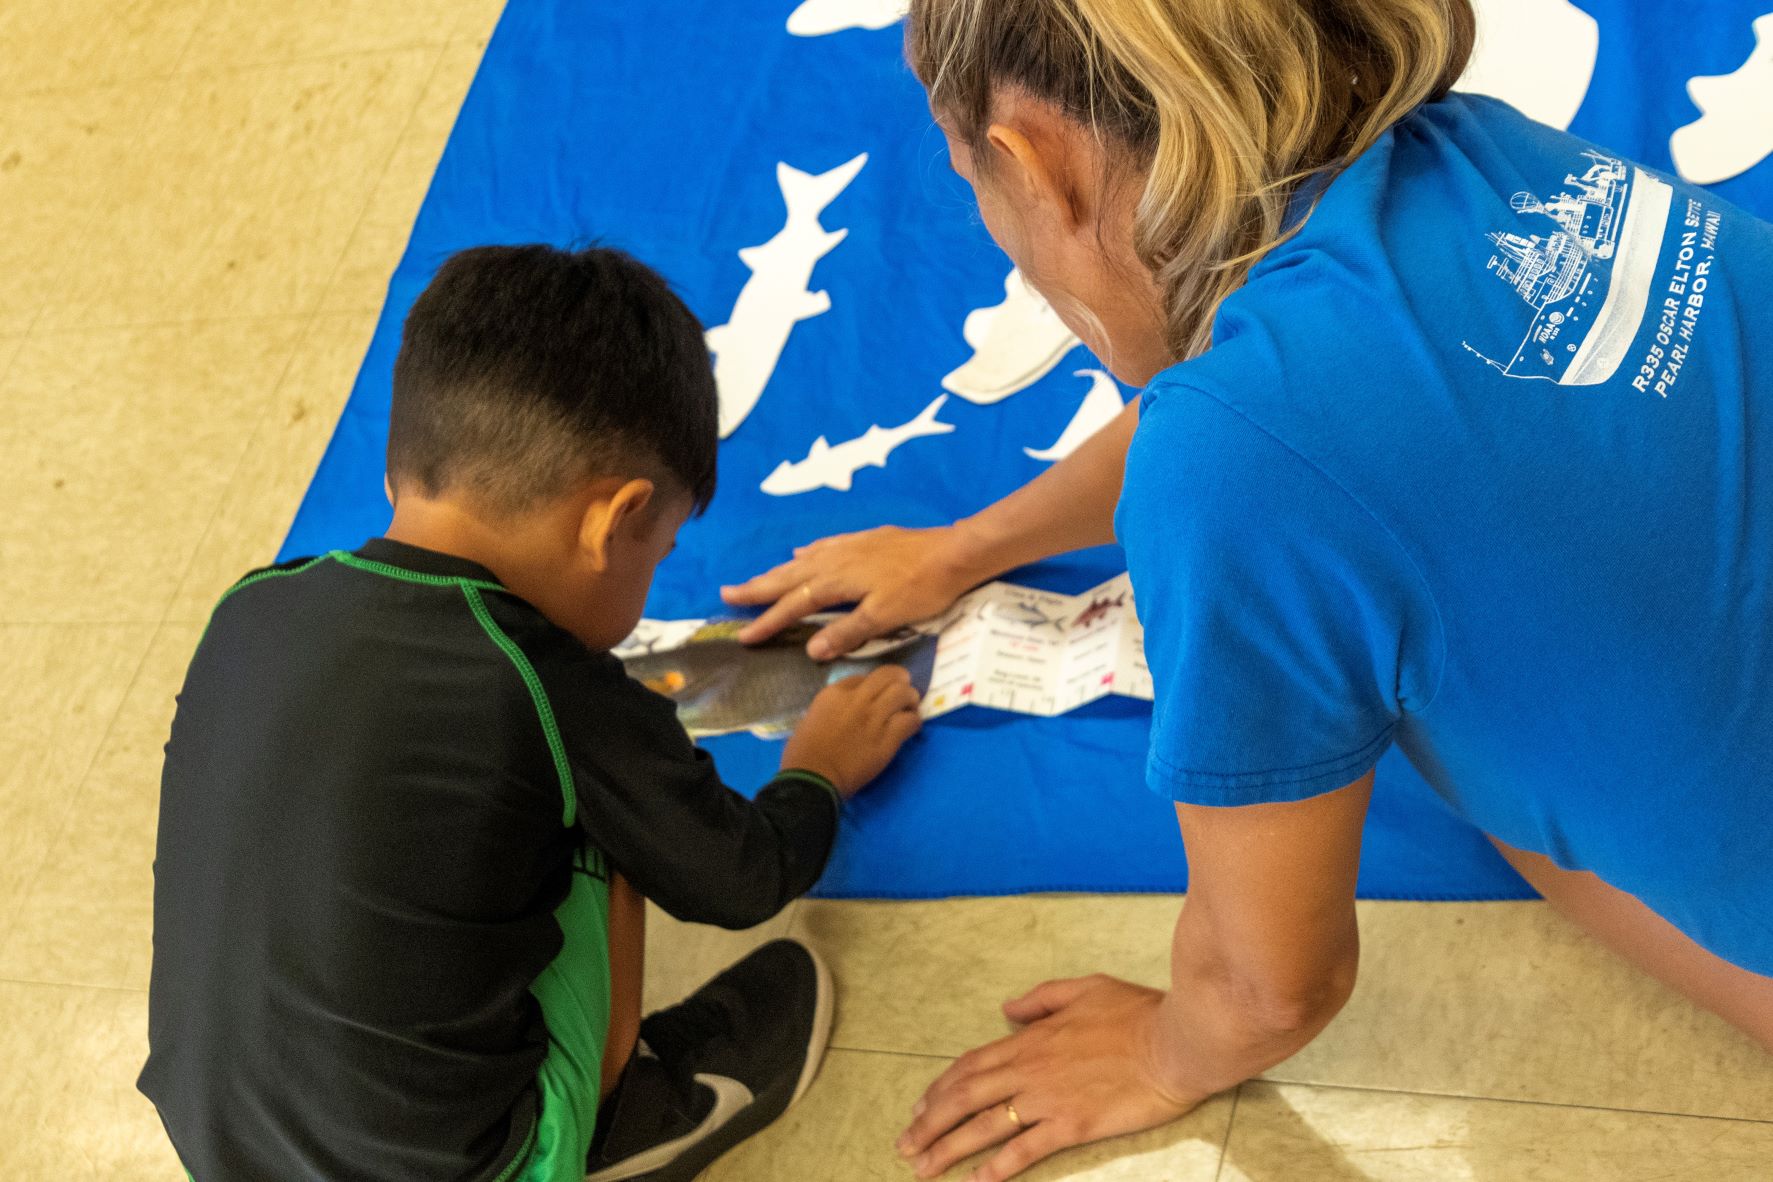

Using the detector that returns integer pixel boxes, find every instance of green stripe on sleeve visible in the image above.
[462,585,577,828]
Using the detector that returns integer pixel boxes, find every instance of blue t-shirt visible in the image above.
[1118,93,1773,973]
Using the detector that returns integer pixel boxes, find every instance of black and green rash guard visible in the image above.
[139,538,840,1182]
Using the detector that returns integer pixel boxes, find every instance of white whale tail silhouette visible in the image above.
[787,0,909,36]
[1671,14,1773,185]
[1456,0,1598,130]
[1024,370,1126,463]
[941,268,1081,405]
[761,395,955,496]
[707,153,869,439]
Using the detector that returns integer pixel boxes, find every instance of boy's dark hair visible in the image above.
[388,244,718,516]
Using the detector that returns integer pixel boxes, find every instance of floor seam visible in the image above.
[23,72,175,335]
[163,40,449,608]
[0,976,149,996]
[825,1044,956,1064]
[170,39,455,83]
[1252,1076,1773,1126]
[0,621,166,974]
[24,311,314,338]
[1210,1085,1241,1182]
[311,39,454,312]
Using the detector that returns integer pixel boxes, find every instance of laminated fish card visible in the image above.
[617,572,1151,738]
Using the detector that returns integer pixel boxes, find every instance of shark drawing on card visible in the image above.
[760,395,955,496]
[1456,0,1598,131]
[706,152,868,438]
[1670,13,1773,186]
[1025,369,1127,462]
[942,268,1083,404]
[786,0,909,36]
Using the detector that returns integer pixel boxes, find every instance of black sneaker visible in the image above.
[585,939,835,1181]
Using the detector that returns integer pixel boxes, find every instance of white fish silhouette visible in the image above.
[1671,14,1773,185]
[761,396,955,496]
[1456,0,1597,130]
[1024,370,1126,462]
[787,0,909,36]
[942,269,1082,405]
[707,153,868,438]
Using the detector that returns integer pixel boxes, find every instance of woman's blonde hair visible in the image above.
[907,0,1475,360]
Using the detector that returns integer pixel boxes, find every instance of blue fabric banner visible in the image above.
[283,0,1772,899]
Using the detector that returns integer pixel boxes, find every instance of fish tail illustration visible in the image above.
[777,153,868,220]
[911,394,956,435]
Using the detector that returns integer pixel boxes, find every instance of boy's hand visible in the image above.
[783,666,922,797]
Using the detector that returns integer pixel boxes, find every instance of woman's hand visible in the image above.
[896,975,1204,1182]
[720,524,984,659]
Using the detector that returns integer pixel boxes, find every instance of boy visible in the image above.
[139,245,923,1180]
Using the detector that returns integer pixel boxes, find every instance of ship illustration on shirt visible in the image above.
[1463,149,1673,386]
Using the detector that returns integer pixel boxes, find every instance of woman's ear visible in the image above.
[983,97,1087,235]
[576,478,656,571]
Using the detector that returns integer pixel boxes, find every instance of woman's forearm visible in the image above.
[947,398,1138,584]
[1146,899,1359,1101]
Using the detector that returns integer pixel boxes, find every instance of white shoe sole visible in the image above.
[789,944,835,1108]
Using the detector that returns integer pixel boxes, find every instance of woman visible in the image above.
[725,0,1773,1178]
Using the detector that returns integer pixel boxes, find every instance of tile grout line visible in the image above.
[21,71,177,339]
[0,975,149,997]
[311,36,455,314]
[1210,1084,1240,1182]
[168,38,457,85]
[0,620,167,976]
[163,39,454,612]
[1251,1075,1773,1127]
[25,311,317,339]
[0,33,456,100]
[825,1043,955,1065]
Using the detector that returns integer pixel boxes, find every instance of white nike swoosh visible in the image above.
[584,1072,755,1182]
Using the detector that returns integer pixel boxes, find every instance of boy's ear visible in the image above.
[577,478,657,571]
[384,473,395,506]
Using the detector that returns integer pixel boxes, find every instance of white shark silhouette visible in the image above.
[1457,0,1598,130]
[707,153,868,438]
[787,0,909,36]
[1024,370,1126,462]
[942,269,1082,405]
[1671,14,1773,185]
[761,396,955,495]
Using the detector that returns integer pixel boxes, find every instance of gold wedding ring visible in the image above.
[1004,1101,1024,1128]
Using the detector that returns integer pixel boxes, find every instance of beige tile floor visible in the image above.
[1,3,1768,1178]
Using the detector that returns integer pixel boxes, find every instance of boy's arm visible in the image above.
[562,666,842,930]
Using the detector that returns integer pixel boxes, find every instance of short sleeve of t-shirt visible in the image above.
[1117,379,1444,806]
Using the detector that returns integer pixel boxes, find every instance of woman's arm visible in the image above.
[1149,774,1369,1097]
[722,398,1138,658]
[895,771,1371,1182]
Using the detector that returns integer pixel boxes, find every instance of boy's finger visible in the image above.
[861,664,915,692]
[889,685,924,714]
[886,711,922,744]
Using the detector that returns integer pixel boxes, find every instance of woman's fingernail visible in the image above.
[912,1099,926,1117]
[914,1154,931,1175]
[808,640,831,660]
[895,1133,911,1155]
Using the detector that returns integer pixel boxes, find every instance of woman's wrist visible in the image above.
[944,512,1022,589]
[1138,992,1218,1109]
